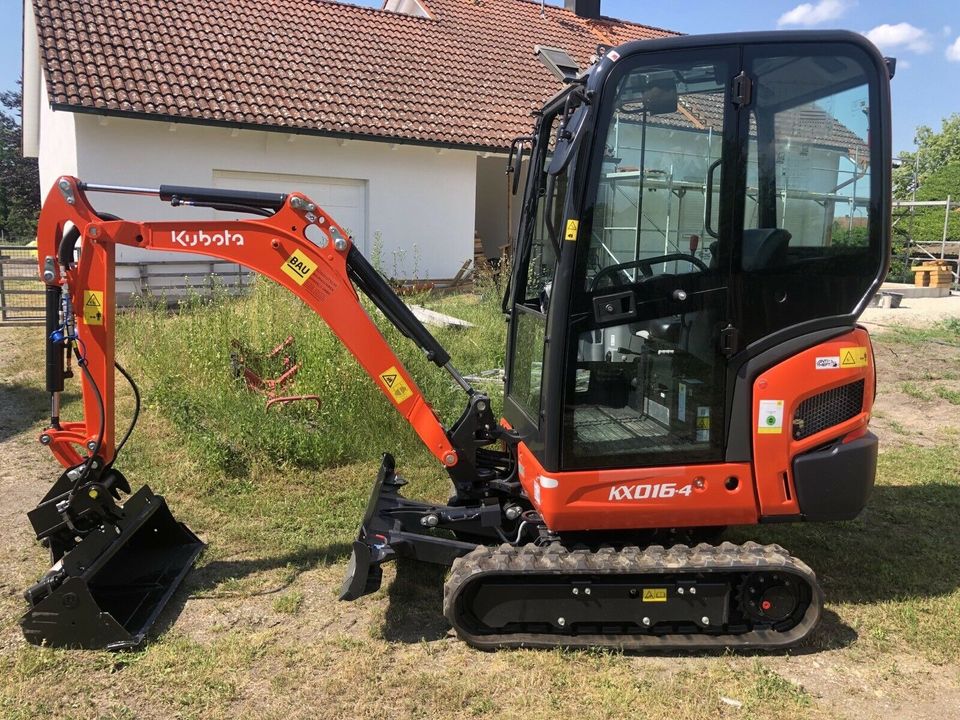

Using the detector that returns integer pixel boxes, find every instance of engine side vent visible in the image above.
[793,380,865,440]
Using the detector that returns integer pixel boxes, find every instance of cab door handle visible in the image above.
[719,323,739,356]
[704,158,722,240]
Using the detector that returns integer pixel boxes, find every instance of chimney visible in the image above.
[564,0,601,19]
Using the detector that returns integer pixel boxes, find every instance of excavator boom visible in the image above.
[36,177,461,470]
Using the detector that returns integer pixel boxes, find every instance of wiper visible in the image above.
[543,175,561,255]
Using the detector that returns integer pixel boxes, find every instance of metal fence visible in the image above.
[116,260,253,305]
[0,245,43,325]
[0,248,254,327]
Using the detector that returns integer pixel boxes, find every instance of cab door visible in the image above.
[732,43,887,347]
[560,47,742,471]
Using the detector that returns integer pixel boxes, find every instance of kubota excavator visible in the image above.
[21,30,893,651]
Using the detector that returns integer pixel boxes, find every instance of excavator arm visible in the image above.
[21,176,519,649]
[36,176,468,472]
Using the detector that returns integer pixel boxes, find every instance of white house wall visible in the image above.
[475,155,526,260]
[42,113,476,280]
[36,79,78,191]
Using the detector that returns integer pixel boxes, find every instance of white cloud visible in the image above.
[947,36,960,62]
[864,23,932,53]
[898,59,912,69]
[778,0,850,27]
[944,25,953,37]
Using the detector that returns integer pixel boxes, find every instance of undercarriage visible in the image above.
[342,454,822,651]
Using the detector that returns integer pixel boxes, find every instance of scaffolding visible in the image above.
[891,198,958,286]
[594,168,873,269]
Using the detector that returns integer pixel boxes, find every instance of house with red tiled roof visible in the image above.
[20,0,673,282]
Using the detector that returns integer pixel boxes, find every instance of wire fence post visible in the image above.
[942,195,951,261]
[0,249,7,323]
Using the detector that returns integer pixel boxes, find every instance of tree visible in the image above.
[0,86,41,244]
[893,113,960,200]
[887,114,960,281]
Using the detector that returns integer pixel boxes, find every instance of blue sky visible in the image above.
[2,0,957,155]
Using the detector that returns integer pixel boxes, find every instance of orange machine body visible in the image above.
[515,329,875,532]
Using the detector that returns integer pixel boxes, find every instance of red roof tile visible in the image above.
[32,0,675,150]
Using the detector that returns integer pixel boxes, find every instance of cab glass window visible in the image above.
[736,48,884,344]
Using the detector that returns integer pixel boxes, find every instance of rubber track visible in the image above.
[443,541,823,651]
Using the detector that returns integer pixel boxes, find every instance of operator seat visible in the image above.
[740,228,792,271]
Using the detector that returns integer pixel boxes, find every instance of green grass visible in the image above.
[877,317,960,347]
[272,591,304,615]
[900,381,930,400]
[118,276,506,482]
[934,385,960,405]
[4,281,960,718]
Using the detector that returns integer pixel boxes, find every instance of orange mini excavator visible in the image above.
[22,30,893,651]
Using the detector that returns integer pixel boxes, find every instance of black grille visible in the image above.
[793,380,865,440]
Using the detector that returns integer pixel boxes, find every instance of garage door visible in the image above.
[213,170,368,253]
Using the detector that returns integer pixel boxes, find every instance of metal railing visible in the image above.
[0,245,43,325]
[0,249,254,326]
[115,260,253,306]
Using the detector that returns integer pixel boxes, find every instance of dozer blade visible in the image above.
[339,455,398,601]
[339,453,478,601]
[21,486,204,650]
[339,540,384,602]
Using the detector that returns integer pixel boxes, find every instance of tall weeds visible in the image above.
[117,273,507,478]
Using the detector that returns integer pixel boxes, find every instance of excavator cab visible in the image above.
[504,32,889,524]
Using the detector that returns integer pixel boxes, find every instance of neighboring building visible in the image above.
[21,0,673,288]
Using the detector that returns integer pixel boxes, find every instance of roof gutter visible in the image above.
[49,103,517,156]
[21,0,41,157]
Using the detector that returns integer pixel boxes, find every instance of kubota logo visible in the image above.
[171,229,245,248]
[608,482,693,501]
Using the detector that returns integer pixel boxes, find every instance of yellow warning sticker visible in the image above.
[82,290,104,325]
[379,366,414,404]
[281,249,318,286]
[839,347,868,368]
[642,588,668,603]
[564,219,580,241]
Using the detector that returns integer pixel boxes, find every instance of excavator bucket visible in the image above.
[20,485,204,650]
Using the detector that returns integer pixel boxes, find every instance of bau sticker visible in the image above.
[815,356,840,370]
[758,399,784,435]
[281,249,317,286]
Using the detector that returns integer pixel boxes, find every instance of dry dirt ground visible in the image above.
[860,293,960,329]
[1,315,959,719]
